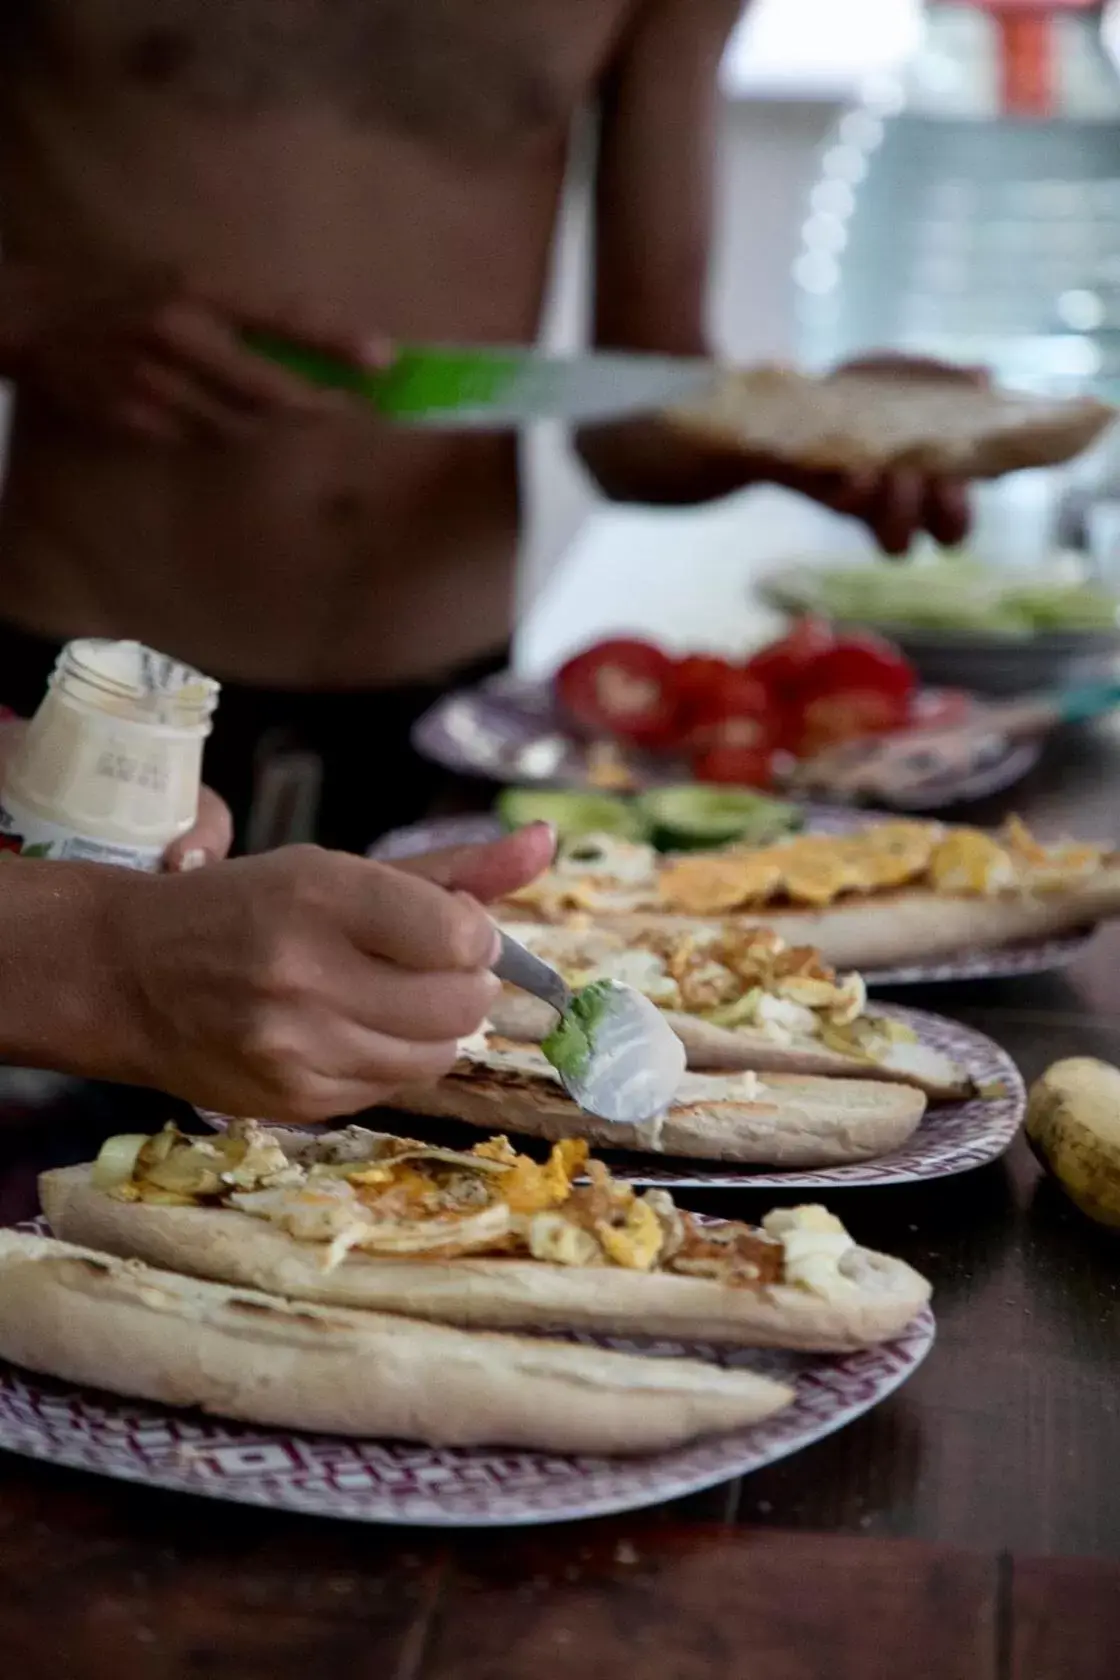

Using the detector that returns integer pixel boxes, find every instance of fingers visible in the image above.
[237,306,395,372]
[924,477,971,548]
[335,857,500,972]
[394,822,557,903]
[298,1018,465,1089]
[163,785,235,873]
[866,466,926,556]
[325,955,500,1042]
[149,301,345,420]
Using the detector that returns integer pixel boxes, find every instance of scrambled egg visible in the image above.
[928,829,1017,895]
[762,1206,857,1299]
[92,1122,861,1298]
[507,816,1107,920]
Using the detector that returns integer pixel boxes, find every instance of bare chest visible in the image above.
[6,0,635,146]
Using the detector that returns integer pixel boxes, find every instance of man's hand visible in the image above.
[105,824,554,1124]
[3,266,390,444]
[767,355,981,556]
[579,0,976,555]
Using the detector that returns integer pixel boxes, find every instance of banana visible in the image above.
[1026,1058,1120,1230]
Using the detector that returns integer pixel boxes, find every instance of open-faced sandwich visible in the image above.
[489,921,972,1102]
[16,1123,930,1455]
[498,818,1120,971]
[41,1122,930,1352]
[390,1029,927,1167]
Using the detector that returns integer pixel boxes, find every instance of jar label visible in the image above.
[0,794,164,872]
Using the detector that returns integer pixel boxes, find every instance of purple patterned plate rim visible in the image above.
[411,672,1041,812]
[197,1002,1025,1193]
[0,1217,934,1528]
[368,810,1095,988]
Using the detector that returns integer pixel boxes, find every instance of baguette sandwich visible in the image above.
[398,1029,927,1166]
[41,1122,930,1355]
[498,818,1120,971]
[489,921,973,1101]
[0,1229,794,1454]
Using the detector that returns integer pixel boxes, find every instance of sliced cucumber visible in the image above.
[637,785,802,851]
[497,787,647,842]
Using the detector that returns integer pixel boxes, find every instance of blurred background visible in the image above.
[521,0,1120,672]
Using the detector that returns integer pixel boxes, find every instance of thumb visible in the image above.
[162,784,235,873]
[391,821,556,904]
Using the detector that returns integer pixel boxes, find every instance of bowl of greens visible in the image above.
[759,552,1120,695]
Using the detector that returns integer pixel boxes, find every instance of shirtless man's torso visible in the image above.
[0,2,966,848]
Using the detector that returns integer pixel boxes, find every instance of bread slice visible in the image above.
[667,363,1114,478]
[0,1228,795,1455]
[393,1035,926,1166]
[42,1164,932,1353]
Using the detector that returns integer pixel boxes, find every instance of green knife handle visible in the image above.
[244,332,520,417]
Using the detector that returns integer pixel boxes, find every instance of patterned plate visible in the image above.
[0,1219,933,1527]
[369,811,1095,988]
[200,1004,1024,1192]
[412,672,1042,812]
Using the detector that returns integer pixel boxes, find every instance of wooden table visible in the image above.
[2,724,1120,1678]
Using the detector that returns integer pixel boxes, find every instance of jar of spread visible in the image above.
[0,639,220,871]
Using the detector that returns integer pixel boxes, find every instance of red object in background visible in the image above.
[744,616,835,702]
[996,11,1054,116]
[692,744,776,789]
[785,632,917,756]
[677,668,776,755]
[673,654,735,713]
[911,688,973,732]
[555,638,680,748]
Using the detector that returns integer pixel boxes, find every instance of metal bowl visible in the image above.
[844,624,1120,696]
[758,573,1120,696]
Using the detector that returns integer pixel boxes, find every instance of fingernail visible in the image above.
[177,848,208,873]
[454,893,501,967]
[531,820,557,854]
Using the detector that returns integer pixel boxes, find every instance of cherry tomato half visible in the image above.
[673,654,736,713]
[792,631,916,705]
[790,687,913,756]
[744,615,835,701]
[555,637,680,748]
[678,670,777,755]
[692,745,776,788]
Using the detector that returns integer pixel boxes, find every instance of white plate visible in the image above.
[0,1222,932,1527]
[368,811,1094,987]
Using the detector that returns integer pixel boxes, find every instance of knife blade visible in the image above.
[245,333,717,427]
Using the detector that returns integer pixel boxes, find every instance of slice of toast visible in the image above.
[668,364,1114,478]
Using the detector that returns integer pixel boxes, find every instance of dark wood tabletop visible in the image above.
[2,722,1120,1678]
